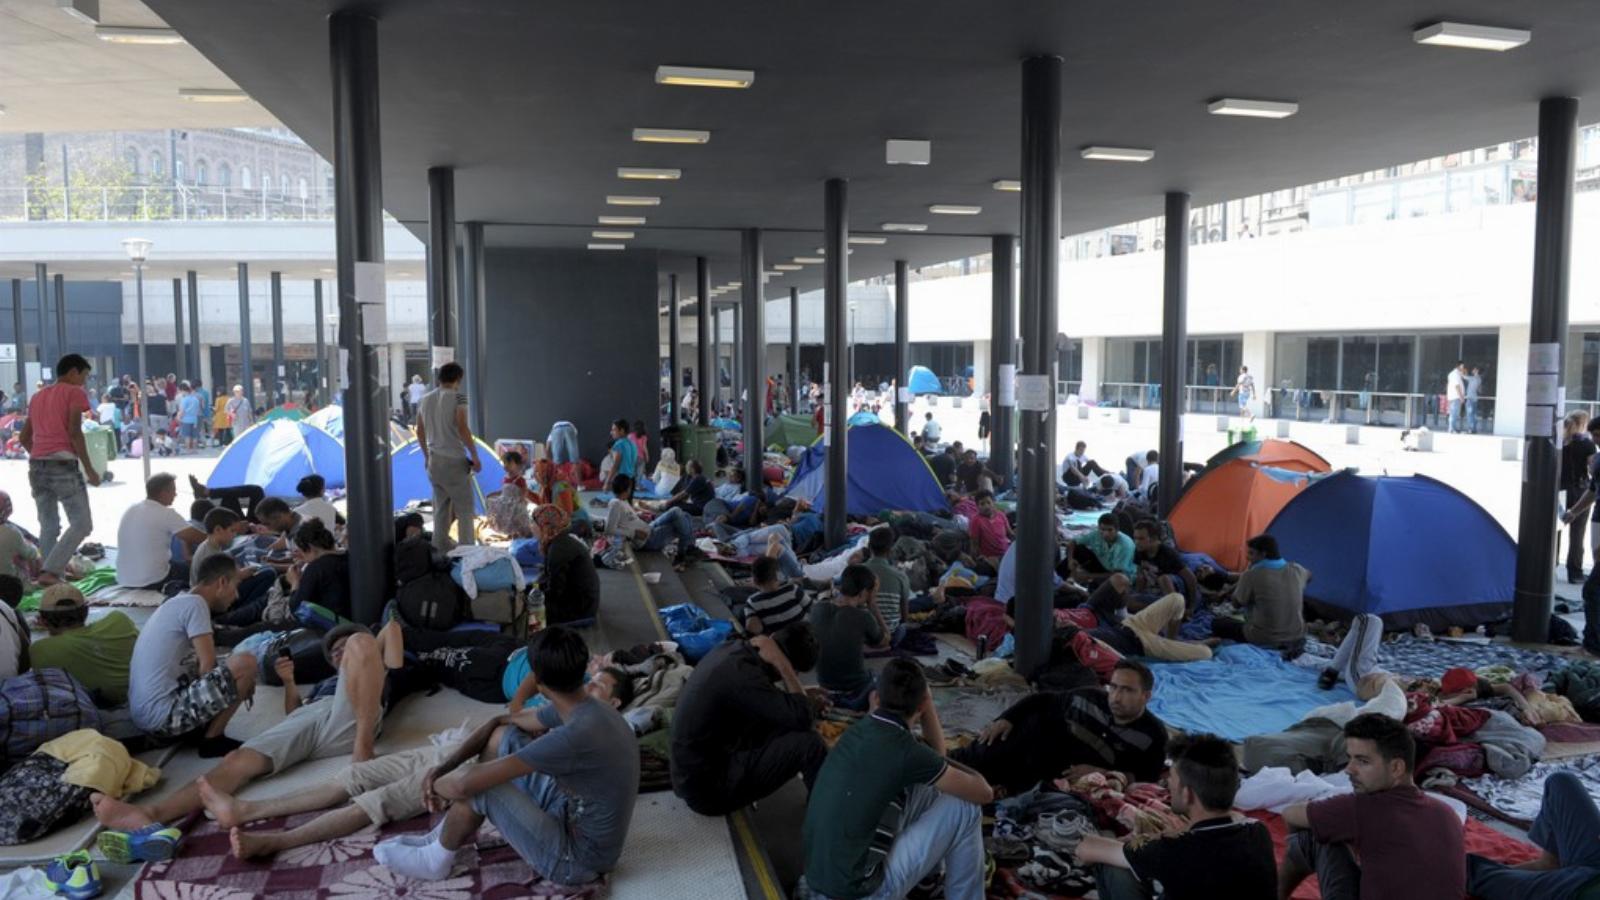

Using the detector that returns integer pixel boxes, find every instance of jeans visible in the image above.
[547,422,579,465]
[730,525,803,579]
[475,727,601,885]
[866,784,984,900]
[642,507,694,556]
[214,569,278,627]
[1285,831,1360,900]
[1567,489,1590,578]
[1466,398,1480,433]
[1448,399,1463,433]
[29,460,92,576]
[1468,771,1600,899]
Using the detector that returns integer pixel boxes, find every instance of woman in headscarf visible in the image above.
[533,505,599,626]
[0,492,41,584]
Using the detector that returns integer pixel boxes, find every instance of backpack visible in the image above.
[0,669,100,764]
[394,537,467,631]
[258,628,339,687]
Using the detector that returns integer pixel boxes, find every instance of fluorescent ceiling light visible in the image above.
[57,0,98,25]
[992,179,1021,192]
[881,223,927,233]
[814,248,854,255]
[95,25,184,45]
[793,257,824,264]
[1207,98,1298,118]
[592,230,635,240]
[1080,146,1155,162]
[179,88,249,103]
[728,281,742,288]
[765,270,783,277]
[929,204,982,215]
[0,105,6,117]
[587,243,625,251]
[598,215,645,225]
[774,264,803,271]
[1413,21,1530,51]
[617,167,681,180]
[886,139,931,166]
[633,128,710,144]
[848,235,888,245]
[606,195,660,206]
[655,65,755,89]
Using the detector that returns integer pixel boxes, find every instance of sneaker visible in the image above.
[1317,667,1339,691]
[44,851,101,900]
[96,823,183,864]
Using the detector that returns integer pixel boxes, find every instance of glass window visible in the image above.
[298,177,309,200]
[149,151,163,178]
[280,175,289,195]
[218,164,232,188]
[1340,336,1376,392]
[1459,334,1497,397]
[240,166,252,190]
[1375,336,1414,393]
[123,148,140,177]
[175,158,185,182]
[1305,338,1339,390]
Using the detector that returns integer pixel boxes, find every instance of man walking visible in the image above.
[1232,365,1256,422]
[19,354,101,587]
[1465,365,1483,434]
[1447,361,1467,434]
[414,362,481,550]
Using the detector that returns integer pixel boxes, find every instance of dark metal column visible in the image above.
[790,286,801,411]
[991,235,1016,486]
[1014,55,1063,677]
[52,274,66,366]
[742,228,766,457]
[33,264,48,373]
[1514,96,1579,643]
[426,166,457,356]
[313,279,326,402]
[1158,192,1190,517]
[331,10,393,625]
[9,280,23,404]
[824,177,849,548]
[667,272,680,424]
[894,260,910,434]
[732,302,744,420]
[237,262,254,411]
[186,270,200,380]
[270,271,285,406]
[172,277,187,383]
[696,257,712,426]
[461,221,487,436]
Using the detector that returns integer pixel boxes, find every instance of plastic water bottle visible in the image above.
[526,585,545,632]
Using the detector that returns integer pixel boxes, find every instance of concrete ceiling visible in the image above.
[129,1,1600,297]
[0,0,278,132]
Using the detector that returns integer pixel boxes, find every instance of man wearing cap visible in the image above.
[32,584,139,707]
[92,619,407,858]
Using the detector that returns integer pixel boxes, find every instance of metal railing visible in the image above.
[0,185,336,222]
[1086,381,1499,431]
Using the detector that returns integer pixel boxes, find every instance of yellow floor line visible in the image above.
[730,808,783,900]
[627,559,670,641]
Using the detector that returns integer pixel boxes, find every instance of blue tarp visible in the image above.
[1267,472,1515,629]
[710,417,741,430]
[782,423,948,516]
[907,365,942,395]
[847,410,882,426]
[1146,643,1354,741]
[208,420,347,495]
[390,438,509,514]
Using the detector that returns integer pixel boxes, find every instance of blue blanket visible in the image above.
[1145,644,1354,741]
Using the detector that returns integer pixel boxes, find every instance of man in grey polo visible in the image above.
[414,362,481,550]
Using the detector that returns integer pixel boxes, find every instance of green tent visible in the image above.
[261,405,307,422]
[766,413,819,451]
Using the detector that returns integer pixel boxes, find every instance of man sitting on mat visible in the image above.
[1207,533,1308,655]
[91,620,403,864]
[810,564,892,711]
[1064,514,1136,586]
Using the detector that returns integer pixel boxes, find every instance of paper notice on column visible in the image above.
[431,345,455,369]
[355,262,387,343]
[375,345,390,387]
[1527,372,1559,406]
[897,387,912,404]
[1529,342,1561,374]
[1015,374,1050,411]
[998,364,1017,407]
[338,349,350,390]
[1525,404,1555,439]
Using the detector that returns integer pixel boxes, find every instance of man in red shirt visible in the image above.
[19,354,102,586]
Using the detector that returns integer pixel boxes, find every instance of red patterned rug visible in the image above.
[131,811,608,899]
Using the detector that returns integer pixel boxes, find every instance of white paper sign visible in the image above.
[361,302,387,345]
[431,345,455,369]
[1525,404,1555,439]
[897,387,912,403]
[1016,374,1051,411]
[1527,373,1559,406]
[277,364,286,377]
[338,349,350,390]
[998,364,1017,408]
[375,345,390,387]
[1530,342,1561,375]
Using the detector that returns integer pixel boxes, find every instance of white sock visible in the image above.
[374,823,456,881]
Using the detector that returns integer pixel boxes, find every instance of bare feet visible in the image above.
[90,793,155,831]
[229,826,275,860]
[198,777,247,829]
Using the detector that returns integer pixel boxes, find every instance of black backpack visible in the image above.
[394,537,468,631]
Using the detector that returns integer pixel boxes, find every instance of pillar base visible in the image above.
[1511,587,1553,643]
[1502,438,1521,461]
[1344,425,1360,445]
[1275,420,1292,439]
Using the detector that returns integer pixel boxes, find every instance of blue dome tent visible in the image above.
[907,365,943,396]
[1265,472,1514,630]
[390,438,508,514]
[207,420,347,496]
[783,423,948,516]
[847,409,882,426]
[304,405,412,448]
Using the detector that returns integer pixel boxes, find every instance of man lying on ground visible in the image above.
[1076,732,1276,900]
[1467,769,1600,899]
[1242,671,1405,775]
[810,564,891,711]
[31,583,137,707]
[1054,583,1213,664]
[375,626,637,887]
[1278,713,1463,900]
[1207,534,1308,655]
[671,621,826,816]
[93,621,402,863]
[952,660,1167,797]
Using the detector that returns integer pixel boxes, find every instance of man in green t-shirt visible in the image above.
[800,659,993,899]
[31,584,138,707]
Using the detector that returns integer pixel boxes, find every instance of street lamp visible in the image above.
[121,237,153,484]
[325,311,339,406]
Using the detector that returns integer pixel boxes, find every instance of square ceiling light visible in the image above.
[598,215,645,225]
[179,88,249,102]
[992,179,1021,192]
[886,139,932,166]
[588,243,625,250]
[592,230,635,240]
[655,65,755,89]
[1080,146,1155,162]
[618,167,681,180]
[881,223,928,232]
[606,195,659,206]
[1207,98,1298,118]
[633,128,711,144]
[1413,22,1530,51]
[95,25,184,44]
[929,204,982,215]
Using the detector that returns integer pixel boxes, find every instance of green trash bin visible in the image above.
[681,424,722,476]
[1226,426,1259,446]
[81,426,116,479]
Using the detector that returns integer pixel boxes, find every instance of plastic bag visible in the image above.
[659,603,734,663]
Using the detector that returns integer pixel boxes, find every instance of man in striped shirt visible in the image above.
[743,554,812,635]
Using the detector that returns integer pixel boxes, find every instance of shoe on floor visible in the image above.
[1317,667,1339,691]
[96,823,182,864]
[44,850,101,899]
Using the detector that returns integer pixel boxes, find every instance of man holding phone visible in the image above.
[414,362,482,551]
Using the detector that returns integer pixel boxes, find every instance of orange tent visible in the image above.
[1203,438,1332,474]
[1170,460,1325,572]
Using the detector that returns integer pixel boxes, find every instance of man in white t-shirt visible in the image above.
[1446,361,1467,434]
[115,473,206,589]
[922,412,942,445]
[1233,365,1256,421]
[406,375,426,423]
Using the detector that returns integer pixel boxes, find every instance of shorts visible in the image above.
[160,666,241,738]
[242,675,385,774]
[337,744,462,826]
[179,422,197,439]
[1237,394,1252,411]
